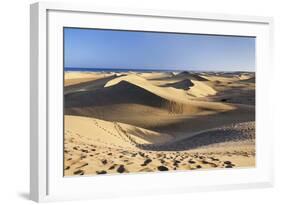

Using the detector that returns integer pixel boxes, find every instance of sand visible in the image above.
[64,71,255,176]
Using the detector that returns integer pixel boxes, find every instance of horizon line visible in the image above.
[64,66,255,72]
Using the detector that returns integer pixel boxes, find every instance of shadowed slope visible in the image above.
[65,80,197,114]
[64,74,121,94]
[174,71,209,81]
[161,79,194,90]
[142,121,255,151]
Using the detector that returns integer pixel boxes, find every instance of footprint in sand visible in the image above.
[173,159,181,167]
[73,170,84,175]
[101,159,107,165]
[96,170,107,174]
[108,164,117,170]
[188,159,196,164]
[76,163,88,169]
[157,166,169,171]
[141,158,152,166]
[117,165,126,173]
[224,161,235,168]
[139,167,153,172]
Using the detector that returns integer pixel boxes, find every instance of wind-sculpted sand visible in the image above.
[64,71,255,176]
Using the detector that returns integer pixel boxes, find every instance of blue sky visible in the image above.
[64,28,255,72]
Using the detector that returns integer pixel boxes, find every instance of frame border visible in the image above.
[30,1,274,202]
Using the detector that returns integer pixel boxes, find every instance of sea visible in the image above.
[64,67,253,74]
[64,67,182,73]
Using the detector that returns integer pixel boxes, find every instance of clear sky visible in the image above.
[64,27,255,72]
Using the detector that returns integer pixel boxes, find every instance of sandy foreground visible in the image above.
[64,71,255,176]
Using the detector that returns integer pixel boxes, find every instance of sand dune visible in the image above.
[64,71,255,176]
[64,72,115,86]
[65,115,174,148]
[187,80,217,97]
[240,76,255,83]
[161,79,194,90]
[64,74,119,94]
[65,73,237,133]
[174,71,209,81]
[64,115,255,176]
[104,74,190,103]
[105,73,220,101]
[143,121,255,151]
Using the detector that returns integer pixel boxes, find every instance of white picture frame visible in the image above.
[30,1,274,202]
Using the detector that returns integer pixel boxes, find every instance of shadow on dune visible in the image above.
[65,80,167,107]
[138,122,255,151]
[64,75,121,94]
[240,77,255,83]
[65,80,187,114]
[207,85,255,105]
[148,71,208,81]
[161,79,194,90]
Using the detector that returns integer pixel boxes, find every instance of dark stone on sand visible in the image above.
[117,165,126,173]
[196,165,202,168]
[65,166,70,170]
[225,165,233,168]
[158,166,169,171]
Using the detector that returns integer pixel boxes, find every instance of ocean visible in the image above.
[64,67,181,73]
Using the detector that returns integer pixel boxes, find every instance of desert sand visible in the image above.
[64,71,255,176]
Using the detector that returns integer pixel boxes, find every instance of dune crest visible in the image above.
[174,71,209,81]
[187,80,217,97]
[104,74,188,102]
